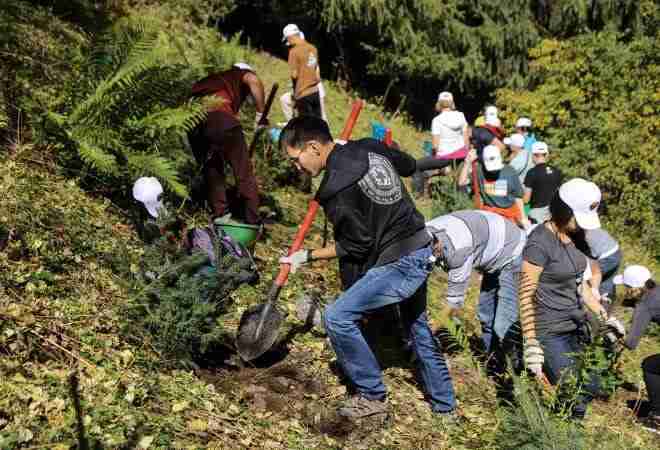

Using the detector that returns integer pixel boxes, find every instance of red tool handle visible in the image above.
[274,99,364,286]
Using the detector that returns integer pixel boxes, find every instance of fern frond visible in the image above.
[134,101,207,136]
[76,138,119,174]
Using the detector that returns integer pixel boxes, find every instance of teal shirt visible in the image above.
[509,149,534,184]
[472,164,524,209]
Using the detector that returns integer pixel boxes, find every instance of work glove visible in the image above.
[523,338,544,378]
[605,316,626,338]
[279,249,310,273]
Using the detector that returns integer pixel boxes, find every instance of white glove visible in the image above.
[334,139,347,145]
[524,338,544,377]
[279,249,310,273]
[605,316,626,337]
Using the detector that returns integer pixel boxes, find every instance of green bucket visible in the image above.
[217,222,260,246]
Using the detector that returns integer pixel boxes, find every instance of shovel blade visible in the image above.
[236,302,285,361]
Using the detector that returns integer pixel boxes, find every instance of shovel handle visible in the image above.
[273,99,364,287]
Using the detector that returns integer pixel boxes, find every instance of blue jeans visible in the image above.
[599,249,622,303]
[324,245,456,413]
[538,331,601,418]
[477,255,522,354]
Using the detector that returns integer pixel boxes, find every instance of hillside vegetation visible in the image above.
[1,1,659,449]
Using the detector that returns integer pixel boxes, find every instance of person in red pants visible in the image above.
[189,63,267,224]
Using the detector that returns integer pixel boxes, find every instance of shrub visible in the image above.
[496,30,660,259]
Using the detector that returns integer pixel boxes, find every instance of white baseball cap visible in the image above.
[485,105,498,117]
[614,265,652,288]
[504,133,525,148]
[516,117,532,128]
[482,145,504,171]
[233,62,254,72]
[437,91,454,103]
[282,24,301,42]
[558,178,601,230]
[133,177,164,218]
[532,141,549,154]
[485,116,501,127]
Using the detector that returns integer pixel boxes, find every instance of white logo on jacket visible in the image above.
[358,152,402,205]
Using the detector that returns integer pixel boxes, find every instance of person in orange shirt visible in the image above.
[282,24,322,119]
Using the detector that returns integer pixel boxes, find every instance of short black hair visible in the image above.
[279,115,332,152]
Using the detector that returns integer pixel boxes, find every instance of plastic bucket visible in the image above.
[217,222,260,246]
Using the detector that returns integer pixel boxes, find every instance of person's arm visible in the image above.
[432,134,441,154]
[462,122,470,149]
[380,145,418,176]
[243,72,266,113]
[523,171,534,204]
[588,258,603,298]
[288,48,298,81]
[511,172,529,227]
[519,260,544,379]
[624,303,651,350]
[445,256,475,309]
[580,275,608,321]
[458,149,476,187]
[309,244,337,261]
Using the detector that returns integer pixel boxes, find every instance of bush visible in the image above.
[496,30,660,259]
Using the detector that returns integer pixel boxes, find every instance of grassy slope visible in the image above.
[1,49,660,450]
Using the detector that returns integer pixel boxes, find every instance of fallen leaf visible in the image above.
[138,435,154,449]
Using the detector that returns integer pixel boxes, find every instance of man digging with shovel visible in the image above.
[278,116,457,421]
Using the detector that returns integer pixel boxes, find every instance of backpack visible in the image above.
[186,226,260,296]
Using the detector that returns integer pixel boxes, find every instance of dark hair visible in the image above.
[549,190,574,229]
[646,279,657,290]
[279,115,332,152]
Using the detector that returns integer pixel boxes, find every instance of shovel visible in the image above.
[236,99,365,362]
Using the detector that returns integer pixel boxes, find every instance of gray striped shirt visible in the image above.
[426,210,526,307]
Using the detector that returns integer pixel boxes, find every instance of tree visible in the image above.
[496,26,660,257]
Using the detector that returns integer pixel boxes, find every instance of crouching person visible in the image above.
[426,210,525,379]
[278,116,456,420]
[611,265,660,433]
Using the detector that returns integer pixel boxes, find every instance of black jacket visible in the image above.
[316,138,430,289]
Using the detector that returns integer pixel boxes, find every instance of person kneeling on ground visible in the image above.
[610,265,660,433]
[426,210,526,381]
[278,116,457,420]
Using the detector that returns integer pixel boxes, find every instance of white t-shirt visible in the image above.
[431,110,468,156]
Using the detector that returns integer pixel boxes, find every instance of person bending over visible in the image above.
[278,116,456,420]
[611,265,660,433]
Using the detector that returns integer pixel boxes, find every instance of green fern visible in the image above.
[47,15,212,199]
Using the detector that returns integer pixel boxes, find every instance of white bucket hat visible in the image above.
[133,177,164,218]
[613,265,652,288]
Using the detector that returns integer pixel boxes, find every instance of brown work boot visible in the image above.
[338,395,388,419]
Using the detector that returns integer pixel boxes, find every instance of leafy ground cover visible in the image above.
[1,2,659,449]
